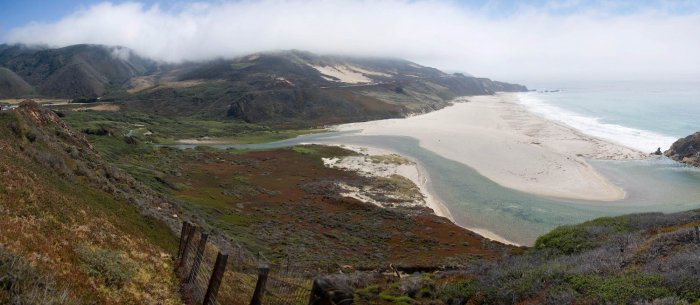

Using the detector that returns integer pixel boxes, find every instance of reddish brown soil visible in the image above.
[167,146,515,269]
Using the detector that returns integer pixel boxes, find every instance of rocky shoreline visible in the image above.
[665,132,700,167]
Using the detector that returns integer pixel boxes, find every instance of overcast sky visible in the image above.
[2,0,699,83]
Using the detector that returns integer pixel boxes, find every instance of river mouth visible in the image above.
[165,131,700,246]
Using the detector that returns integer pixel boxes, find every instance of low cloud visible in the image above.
[5,1,700,82]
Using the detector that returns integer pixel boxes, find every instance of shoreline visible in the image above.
[322,144,453,219]
[319,143,521,246]
[312,92,656,245]
[333,93,647,202]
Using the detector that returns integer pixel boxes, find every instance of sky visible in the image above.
[1,0,699,83]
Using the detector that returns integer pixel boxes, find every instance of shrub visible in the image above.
[644,250,700,300]
[25,129,38,142]
[567,272,671,304]
[0,248,76,305]
[74,244,135,288]
[83,126,111,136]
[379,290,416,305]
[440,280,477,302]
[535,226,592,255]
[581,216,631,232]
[8,121,22,137]
[31,150,72,178]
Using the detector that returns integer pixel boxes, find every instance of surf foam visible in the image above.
[517,93,677,153]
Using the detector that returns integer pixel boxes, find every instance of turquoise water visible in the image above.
[175,81,700,245]
[310,135,700,245]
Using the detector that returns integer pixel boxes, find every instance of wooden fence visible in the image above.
[175,221,334,305]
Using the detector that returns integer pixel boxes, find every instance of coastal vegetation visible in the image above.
[351,211,700,304]
[1,44,699,305]
[4,99,699,304]
[0,102,182,304]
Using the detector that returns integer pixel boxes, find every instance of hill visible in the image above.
[0,44,156,98]
[0,102,183,304]
[122,50,527,125]
[0,67,33,98]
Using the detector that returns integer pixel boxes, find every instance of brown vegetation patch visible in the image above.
[164,146,514,270]
[74,104,121,112]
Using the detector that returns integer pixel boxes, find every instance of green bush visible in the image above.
[581,216,630,232]
[379,291,416,305]
[534,226,592,255]
[440,279,477,302]
[567,272,671,304]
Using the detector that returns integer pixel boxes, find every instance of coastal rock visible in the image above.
[664,132,700,167]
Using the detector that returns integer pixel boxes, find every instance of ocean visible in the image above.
[518,81,700,153]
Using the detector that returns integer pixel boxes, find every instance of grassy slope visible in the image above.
[0,105,181,304]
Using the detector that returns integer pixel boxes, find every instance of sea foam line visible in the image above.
[516,93,678,153]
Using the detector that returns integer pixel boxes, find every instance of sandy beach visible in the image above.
[335,93,647,202]
[321,145,452,218]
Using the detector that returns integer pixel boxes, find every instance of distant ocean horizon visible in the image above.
[517,80,700,153]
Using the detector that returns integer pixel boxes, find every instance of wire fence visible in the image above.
[175,221,318,305]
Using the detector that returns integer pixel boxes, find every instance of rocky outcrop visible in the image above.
[665,132,700,167]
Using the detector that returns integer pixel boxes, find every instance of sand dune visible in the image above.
[335,93,646,201]
[311,64,373,83]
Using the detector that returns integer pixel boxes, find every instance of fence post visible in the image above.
[186,232,209,284]
[178,221,191,260]
[203,252,228,305]
[250,262,269,305]
[179,224,197,269]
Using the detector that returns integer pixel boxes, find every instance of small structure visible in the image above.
[0,104,18,111]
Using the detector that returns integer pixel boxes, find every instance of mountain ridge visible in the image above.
[0,44,157,98]
[0,44,526,125]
